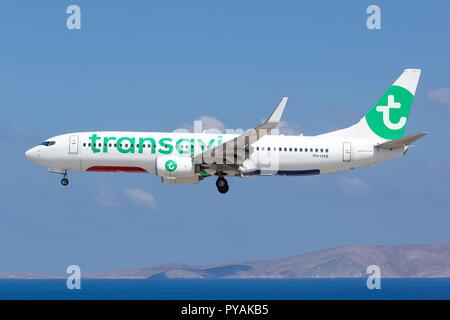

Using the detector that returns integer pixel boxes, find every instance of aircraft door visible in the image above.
[343,142,351,162]
[69,135,79,154]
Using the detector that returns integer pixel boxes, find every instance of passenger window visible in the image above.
[326,149,329,153]
[294,148,297,152]
[310,148,313,152]
[284,148,287,151]
[289,148,292,152]
[279,147,282,151]
[320,148,323,153]
[268,147,271,151]
[315,148,318,152]
[300,148,303,152]
[304,148,307,152]
[88,143,91,147]
[257,147,259,151]
[261,147,265,151]
[83,143,86,147]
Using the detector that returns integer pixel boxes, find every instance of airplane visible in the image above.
[25,69,426,194]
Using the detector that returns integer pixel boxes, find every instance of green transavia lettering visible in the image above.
[88,134,222,155]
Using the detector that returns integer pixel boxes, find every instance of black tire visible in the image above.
[61,178,69,186]
[216,177,227,188]
[218,184,229,194]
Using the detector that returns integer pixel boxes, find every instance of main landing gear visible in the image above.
[60,170,69,187]
[216,177,229,194]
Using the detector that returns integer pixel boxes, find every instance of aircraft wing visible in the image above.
[193,97,288,165]
[376,132,428,150]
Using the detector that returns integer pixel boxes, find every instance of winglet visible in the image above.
[258,97,288,130]
[376,131,428,150]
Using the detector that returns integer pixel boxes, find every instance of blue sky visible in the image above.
[1,1,450,274]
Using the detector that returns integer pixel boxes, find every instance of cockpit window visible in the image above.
[41,141,56,146]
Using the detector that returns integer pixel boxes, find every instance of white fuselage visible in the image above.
[25,131,405,179]
[24,69,423,191]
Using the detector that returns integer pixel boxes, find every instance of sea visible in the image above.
[1,278,450,300]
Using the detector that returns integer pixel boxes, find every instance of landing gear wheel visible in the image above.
[216,177,229,194]
[216,177,227,188]
[61,178,69,186]
[218,184,229,194]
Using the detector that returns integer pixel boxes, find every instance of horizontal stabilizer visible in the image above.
[376,132,428,150]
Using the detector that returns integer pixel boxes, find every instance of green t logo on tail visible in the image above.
[165,159,177,172]
[365,85,414,140]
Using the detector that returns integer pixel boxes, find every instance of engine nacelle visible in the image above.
[155,156,195,178]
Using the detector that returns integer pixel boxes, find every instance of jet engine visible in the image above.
[155,156,195,178]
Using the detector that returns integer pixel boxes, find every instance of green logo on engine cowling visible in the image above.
[165,159,177,172]
[365,85,414,140]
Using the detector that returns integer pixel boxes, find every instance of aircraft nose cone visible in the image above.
[25,148,38,161]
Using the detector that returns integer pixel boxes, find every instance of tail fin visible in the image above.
[359,69,422,141]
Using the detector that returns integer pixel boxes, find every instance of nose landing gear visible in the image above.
[216,177,229,194]
[60,170,69,187]
[61,177,69,186]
